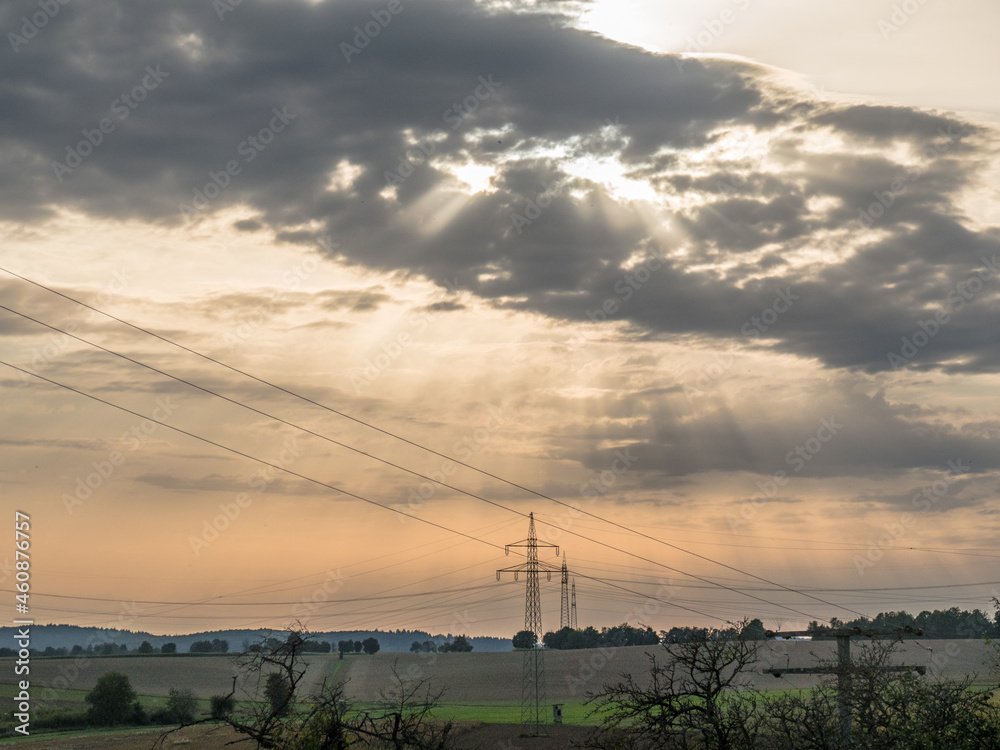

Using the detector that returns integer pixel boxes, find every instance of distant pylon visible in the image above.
[496,512,560,734]
[559,552,570,629]
[570,579,578,630]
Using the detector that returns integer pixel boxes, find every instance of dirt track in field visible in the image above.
[6,722,592,749]
[5,724,244,749]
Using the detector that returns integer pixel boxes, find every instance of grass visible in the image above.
[430,700,598,725]
[344,699,597,725]
[0,683,89,704]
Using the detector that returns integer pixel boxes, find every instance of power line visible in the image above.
[0,323,850,623]
[1,363,772,626]
[0,268,862,620]
[0,359,507,553]
[0,302,528,521]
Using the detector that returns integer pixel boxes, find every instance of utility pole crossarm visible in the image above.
[764,626,923,639]
[765,665,927,677]
[763,627,927,740]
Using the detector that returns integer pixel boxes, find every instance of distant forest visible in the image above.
[540,607,1000,650]
[805,607,1000,639]
[660,607,1000,644]
[3,608,995,659]
[0,624,508,655]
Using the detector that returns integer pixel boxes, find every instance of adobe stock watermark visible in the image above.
[384,74,502,189]
[583,257,666,325]
[853,458,969,576]
[392,406,509,521]
[17,266,134,385]
[7,0,71,52]
[290,569,348,619]
[878,0,933,40]
[188,436,302,555]
[564,265,662,351]
[34,600,142,711]
[348,311,429,393]
[887,255,998,369]
[223,240,331,350]
[854,125,958,230]
[213,0,243,21]
[51,65,169,182]
[684,287,798,401]
[541,447,639,545]
[0,556,14,586]
[509,179,566,234]
[727,416,843,531]
[62,396,178,514]
[563,580,677,694]
[18,325,79,385]
[179,106,296,217]
[674,0,753,70]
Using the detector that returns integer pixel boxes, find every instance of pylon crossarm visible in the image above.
[495,562,562,575]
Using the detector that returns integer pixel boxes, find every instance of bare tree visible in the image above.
[155,627,452,750]
[764,638,1000,750]
[588,618,764,750]
[354,663,452,750]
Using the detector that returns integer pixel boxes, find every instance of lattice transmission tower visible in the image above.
[559,552,570,629]
[497,512,560,734]
[570,579,578,629]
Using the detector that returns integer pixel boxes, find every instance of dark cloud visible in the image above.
[133,472,327,496]
[1,0,997,378]
[569,387,1000,482]
[846,475,993,513]
[233,218,263,232]
[421,300,466,312]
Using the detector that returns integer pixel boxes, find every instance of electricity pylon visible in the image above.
[497,512,560,734]
[570,579,578,629]
[559,553,570,629]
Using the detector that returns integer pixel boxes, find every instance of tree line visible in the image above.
[511,607,1000,651]
[806,607,999,639]
[410,635,474,653]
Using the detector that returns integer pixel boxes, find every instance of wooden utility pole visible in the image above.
[764,627,926,742]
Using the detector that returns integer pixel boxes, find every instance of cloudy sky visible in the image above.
[2,0,1000,638]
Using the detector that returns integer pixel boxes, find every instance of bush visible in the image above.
[210,694,235,720]
[439,635,473,652]
[31,708,89,731]
[265,673,293,717]
[167,687,198,724]
[148,707,175,725]
[86,671,141,726]
[512,630,537,650]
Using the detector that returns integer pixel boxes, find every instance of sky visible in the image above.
[2,0,1000,639]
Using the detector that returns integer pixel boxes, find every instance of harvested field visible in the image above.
[0,653,342,700]
[336,638,998,704]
